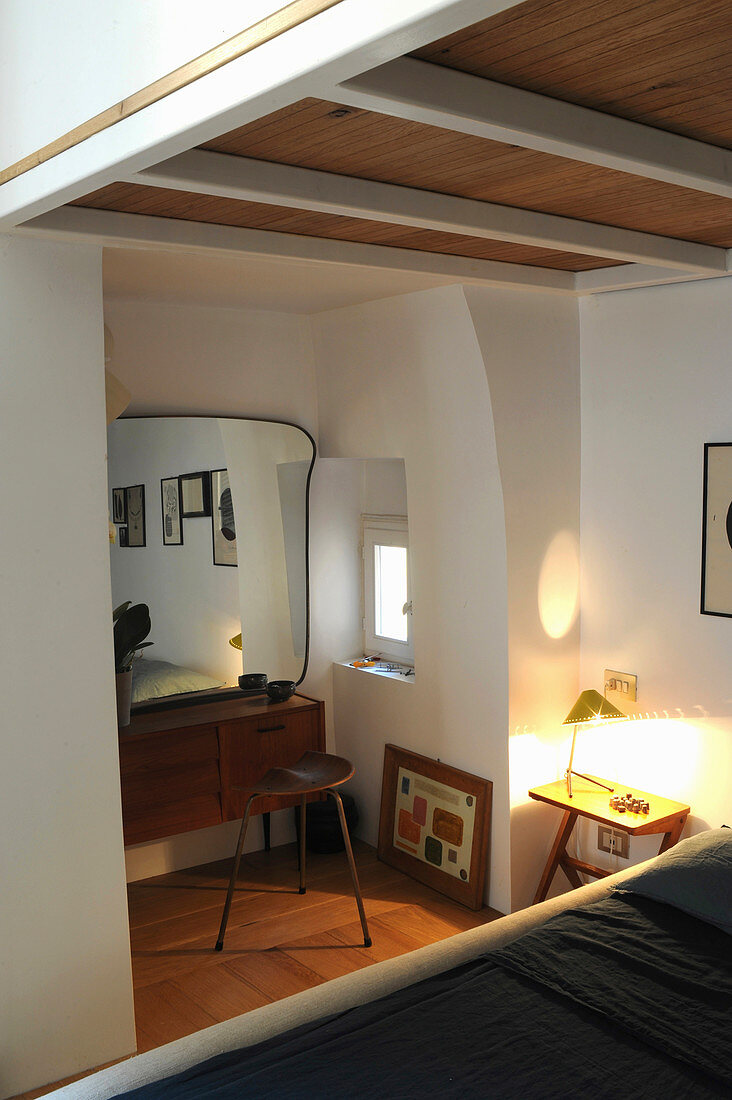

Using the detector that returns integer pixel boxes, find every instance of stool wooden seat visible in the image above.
[215,751,372,951]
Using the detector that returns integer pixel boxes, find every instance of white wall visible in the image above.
[464,288,582,910]
[103,297,317,427]
[362,458,408,516]
[0,1,287,167]
[311,286,512,914]
[0,237,135,1098]
[304,459,366,750]
[578,278,732,868]
[221,419,312,682]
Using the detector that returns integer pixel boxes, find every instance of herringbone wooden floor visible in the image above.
[16,840,501,1098]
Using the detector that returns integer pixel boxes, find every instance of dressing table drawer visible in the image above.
[122,793,222,846]
[219,704,325,820]
[120,725,218,776]
[119,726,222,845]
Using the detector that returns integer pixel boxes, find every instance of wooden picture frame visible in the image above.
[125,484,146,547]
[180,471,211,518]
[378,744,492,910]
[211,468,237,567]
[118,526,129,547]
[160,476,183,546]
[112,487,127,524]
[701,442,732,617]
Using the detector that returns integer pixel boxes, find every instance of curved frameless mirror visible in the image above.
[107,417,315,710]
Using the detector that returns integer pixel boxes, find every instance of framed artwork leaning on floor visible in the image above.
[378,744,492,910]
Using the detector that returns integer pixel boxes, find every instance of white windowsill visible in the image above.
[337,658,415,682]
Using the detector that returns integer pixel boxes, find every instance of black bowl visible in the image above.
[266,679,296,703]
[239,673,268,692]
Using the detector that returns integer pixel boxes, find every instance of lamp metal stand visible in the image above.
[565,723,615,799]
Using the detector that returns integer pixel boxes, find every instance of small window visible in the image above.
[362,516,413,664]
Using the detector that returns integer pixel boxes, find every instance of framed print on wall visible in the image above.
[125,484,146,547]
[180,471,211,518]
[378,744,492,910]
[112,487,127,524]
[118,526,129,547]
[160,476,183,546]
[211,468,237,567]
[701,442,732,617]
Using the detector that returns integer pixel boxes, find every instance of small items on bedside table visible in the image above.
[528,776,690,904]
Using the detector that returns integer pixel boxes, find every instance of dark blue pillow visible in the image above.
[613,827,731,934]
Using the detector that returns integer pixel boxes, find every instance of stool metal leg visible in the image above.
[215,793,257,951]
[299,795,307,894]
[328,789,372,948]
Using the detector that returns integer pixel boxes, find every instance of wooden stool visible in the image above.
[215,750,372,951]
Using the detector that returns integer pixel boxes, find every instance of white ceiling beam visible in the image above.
[16,205,575,294]
[574,264,731,296]
[128,149,727,274]
[332,57,732,200]
[0,0,523,230]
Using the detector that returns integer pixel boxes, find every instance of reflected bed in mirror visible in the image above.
[108,417,315,712]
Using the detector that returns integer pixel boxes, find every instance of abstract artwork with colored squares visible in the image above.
[394,766,476,885]
[378,744,493,910]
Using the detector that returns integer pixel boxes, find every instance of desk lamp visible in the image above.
[564,689,627,798]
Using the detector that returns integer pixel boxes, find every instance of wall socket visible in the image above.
[598,825,629,858]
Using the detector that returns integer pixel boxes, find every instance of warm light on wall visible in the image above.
[537,530,579,639]
[508,729,564,805]
[581,717,702,794]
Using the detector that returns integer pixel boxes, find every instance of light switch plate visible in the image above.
[604,668,637,712]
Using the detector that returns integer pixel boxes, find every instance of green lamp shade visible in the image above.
[563,689,626,725]
[229,633,242,651]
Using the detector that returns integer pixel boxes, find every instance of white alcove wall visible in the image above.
[310,285,511,914]
[464,287,582,911]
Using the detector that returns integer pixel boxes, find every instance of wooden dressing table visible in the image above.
[118,692,325,846]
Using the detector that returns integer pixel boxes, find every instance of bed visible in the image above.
[50,828,731,1099]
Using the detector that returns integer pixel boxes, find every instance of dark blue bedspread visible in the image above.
[113,895,731,1099]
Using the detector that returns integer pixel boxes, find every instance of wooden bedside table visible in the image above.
[529,776,689,904]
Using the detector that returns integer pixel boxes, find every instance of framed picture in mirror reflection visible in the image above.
[180,471,211,518]
[211,468,237,567]
[125,484,146,547]
[112,487,126,524]
[161,476,183,546]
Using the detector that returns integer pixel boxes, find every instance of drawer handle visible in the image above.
[257,724,286,733]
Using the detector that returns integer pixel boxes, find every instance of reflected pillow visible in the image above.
[131,657,224,703]
[613,827,731,934]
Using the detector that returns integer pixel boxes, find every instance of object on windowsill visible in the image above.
[343,658,415,680]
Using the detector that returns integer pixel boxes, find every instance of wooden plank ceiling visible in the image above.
[69,0,732,276]
[412,0,732,147]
